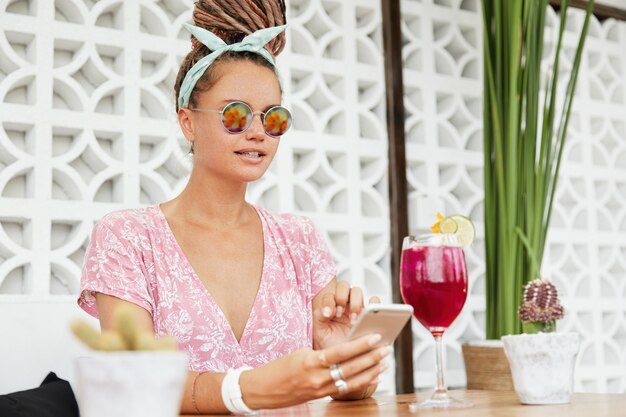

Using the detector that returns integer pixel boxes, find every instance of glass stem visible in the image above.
[434,334,447,394]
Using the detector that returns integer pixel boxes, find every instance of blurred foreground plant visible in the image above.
[71,306,177,351]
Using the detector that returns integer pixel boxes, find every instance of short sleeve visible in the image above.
[302,217,337,298]
[77,219,154,318]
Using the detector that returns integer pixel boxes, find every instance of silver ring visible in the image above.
[329,364,345,381]
[334,377,349,394]
[329,364,348,394]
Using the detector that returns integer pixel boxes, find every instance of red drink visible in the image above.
[400,245,468,336]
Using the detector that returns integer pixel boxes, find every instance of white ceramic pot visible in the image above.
[75,351,188,417]
[501,333,579,405]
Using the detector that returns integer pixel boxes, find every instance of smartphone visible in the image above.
[346,303,414,346]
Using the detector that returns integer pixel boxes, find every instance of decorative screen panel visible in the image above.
[0,0,395,392]
[542,9,626,393]
[401,0,626,393]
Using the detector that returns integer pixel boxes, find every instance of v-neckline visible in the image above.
[155,204,267,348]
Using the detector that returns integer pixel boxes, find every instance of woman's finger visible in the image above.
[368,295,381,304]
[334,280,351,318]
[319,333,381,366]
[320,361,386,397]
[316,291,337,321]
[332,345,391,380]
[344,362,386,393]
[347,286,364,323]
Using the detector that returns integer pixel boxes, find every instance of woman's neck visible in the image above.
[163,168,252,230]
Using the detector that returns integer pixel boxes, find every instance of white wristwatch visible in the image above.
[221,365,257,415]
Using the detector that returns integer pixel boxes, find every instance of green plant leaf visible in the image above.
[482,0,595,339]
[523,320,556,334]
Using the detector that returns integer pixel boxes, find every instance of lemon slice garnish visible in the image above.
[431,213,475,247]
[439,217,458,234]
[446,214,475,247]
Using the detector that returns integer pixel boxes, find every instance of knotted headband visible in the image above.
[178,23,287,109]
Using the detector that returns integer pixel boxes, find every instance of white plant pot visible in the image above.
[501,333,579,405]
[75,351,188,417]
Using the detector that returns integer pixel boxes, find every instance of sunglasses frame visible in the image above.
[189,101,292,137]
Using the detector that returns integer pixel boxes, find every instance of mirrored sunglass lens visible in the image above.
[263,107,292,136]
[221,102,251,133]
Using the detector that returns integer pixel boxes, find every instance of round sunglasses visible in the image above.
[190,101,292,137]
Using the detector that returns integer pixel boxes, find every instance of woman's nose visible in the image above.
[245,113,266,139]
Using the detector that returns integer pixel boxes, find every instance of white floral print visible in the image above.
[78,205,336,372]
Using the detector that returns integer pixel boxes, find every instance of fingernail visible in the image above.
[369,378,380,386]
[336,306,343,318]
[367,334,382,346]
[379,346,391,358]
[323,307,332,318]
[350,313,357,324]
[379,363,389,373]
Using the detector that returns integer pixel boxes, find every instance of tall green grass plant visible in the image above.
[481,0,595,339]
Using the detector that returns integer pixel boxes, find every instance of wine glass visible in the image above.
[400,233,471,409]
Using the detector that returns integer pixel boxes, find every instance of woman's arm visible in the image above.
[96,293,232,413]
[95,293,387,414]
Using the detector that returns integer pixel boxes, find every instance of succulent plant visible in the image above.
[518,278,565,334]
[72,305,178,351]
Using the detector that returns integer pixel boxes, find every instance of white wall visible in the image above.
[0,0,625,396]
[0,297,98,393]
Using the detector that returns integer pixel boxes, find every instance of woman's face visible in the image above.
[182,59,283,184]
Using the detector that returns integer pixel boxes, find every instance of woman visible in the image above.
[78,0,388,414]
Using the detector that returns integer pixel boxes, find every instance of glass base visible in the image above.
[409,391,472,410]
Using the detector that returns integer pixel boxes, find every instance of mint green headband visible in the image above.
[177,23,287,109]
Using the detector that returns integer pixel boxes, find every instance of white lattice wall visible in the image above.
[542,7,626,393]
[0,0,394,393]
[0,0,625,396]
[401,0,626,393]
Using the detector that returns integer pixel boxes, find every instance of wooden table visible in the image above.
[183,390,626,416]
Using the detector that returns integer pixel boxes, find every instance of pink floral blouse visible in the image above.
[78,205,336,372]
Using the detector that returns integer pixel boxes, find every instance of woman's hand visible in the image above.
[312,278,381,350]
[310,278,384,400]
[239,334,390,409]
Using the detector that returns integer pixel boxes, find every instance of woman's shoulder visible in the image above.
[254,205,320,239]
[95,205,162,236]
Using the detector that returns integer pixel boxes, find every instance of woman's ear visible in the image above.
[178,108,195,144]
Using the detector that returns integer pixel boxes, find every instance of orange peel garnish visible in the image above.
[431,212,445,233]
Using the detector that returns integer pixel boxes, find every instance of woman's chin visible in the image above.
[194,160,271,184]
[230,168,269,184]
[235,162,273,183]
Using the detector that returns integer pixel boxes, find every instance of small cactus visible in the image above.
[71,305,178,351]
[115,305,141,350]
[518,278,564,334]
[96,331,127,351]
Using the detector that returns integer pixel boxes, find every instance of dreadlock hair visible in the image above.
[174,0,287,112]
